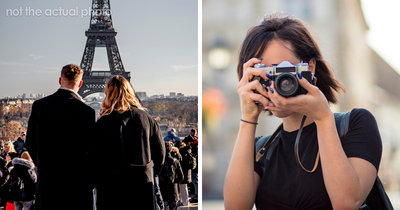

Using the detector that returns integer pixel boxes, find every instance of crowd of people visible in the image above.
[0,64,199,210]
[161,128,199,210]
[0,132,37,210]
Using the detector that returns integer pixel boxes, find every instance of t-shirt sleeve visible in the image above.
[254,160,263,178]
[254,136,264,178]
[341,108,382,171]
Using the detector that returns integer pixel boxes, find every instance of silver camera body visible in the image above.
[252,61,313,97]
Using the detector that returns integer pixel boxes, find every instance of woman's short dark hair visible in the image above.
[237,13,345,104]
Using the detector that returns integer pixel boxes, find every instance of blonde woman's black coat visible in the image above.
[93,107,166,210]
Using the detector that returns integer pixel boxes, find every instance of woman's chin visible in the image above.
[271,110,293,118]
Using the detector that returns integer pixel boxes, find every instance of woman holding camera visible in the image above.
[223,14,382,210]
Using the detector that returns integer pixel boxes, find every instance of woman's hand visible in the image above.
[237,58,270,122]
[264,74,333,122]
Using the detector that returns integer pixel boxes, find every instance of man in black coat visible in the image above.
[182,129,197,146]
[26,64,95,210]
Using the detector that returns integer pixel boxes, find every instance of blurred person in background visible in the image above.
[180,129,198,201]
[9,151,36,210]
[6,152,19,172]
[160,142,184,210]
[175,141,195,207]
[1,142,16,160]
[0,157,10,210]
[5,152,18,210]
[164,128,181,145]
[170,146,186,207]
[224,14,382,210]
[182,129,197,146]
[13,132,25,155]
[171,147,182,162]
[189,136,198,203]
[93,75,165,210]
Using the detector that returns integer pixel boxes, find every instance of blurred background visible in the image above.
[202,0,400,208]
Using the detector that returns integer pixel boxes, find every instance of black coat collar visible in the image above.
[55,88,84,102]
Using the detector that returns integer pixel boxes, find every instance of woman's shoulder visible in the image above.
[130,107,148,115]
[350,108,374,116]
[96,112,114,124]
[342,108,382,171]
[348,108,377,125]
[130,107,155,121]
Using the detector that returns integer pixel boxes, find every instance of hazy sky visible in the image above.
[361,0,400,75]
[0,0,198,98]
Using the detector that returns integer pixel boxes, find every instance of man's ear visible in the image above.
[78,80,83,88]
[59,77,62,85]
[309,58,316,74]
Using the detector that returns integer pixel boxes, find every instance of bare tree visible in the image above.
[0,121,25,142]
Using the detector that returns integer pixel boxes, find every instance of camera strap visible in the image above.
[255,115,319,173]
[294,115,320,173]
[255,123,282,162]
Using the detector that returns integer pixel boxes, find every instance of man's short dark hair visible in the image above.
[61,64,83,84]
[191,129,196,133]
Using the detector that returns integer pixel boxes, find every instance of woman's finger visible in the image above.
[243,58,263,73]
[245,92,270,107]
[297,73,318,94]
[245,68,270,83]
[265,81,283,107]
[239,80,269,100]
[241,58,269,82]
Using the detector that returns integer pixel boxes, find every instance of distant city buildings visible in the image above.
[81,92,197,119]
[136,92,147,100]
[0,93,46,106]
[1,91,196,110]
[1,91,195,104]
[136,92,193,101]
[6,93,46,101]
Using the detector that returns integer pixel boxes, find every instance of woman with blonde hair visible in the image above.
[92,75,165,210]
[1,142,16,159]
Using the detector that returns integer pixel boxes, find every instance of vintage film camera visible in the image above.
[251,61,314,97]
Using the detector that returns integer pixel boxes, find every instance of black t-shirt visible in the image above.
[254,108,382,210]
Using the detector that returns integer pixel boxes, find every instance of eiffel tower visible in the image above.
[78,0,130,98]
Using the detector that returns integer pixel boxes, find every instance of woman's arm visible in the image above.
[224,58,270,210]
[224,122,262,210]
[315,115,376,210]
[150,119,166,175]
[265,77,377,210]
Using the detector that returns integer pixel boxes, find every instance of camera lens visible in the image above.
[280,78,295,92]
[275,73,298,97]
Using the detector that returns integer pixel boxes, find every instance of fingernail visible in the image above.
[266,73,271,79]
[297,72,302,79]
[269,87,274,93]
[257,58,263,60]
[263,108,269,111]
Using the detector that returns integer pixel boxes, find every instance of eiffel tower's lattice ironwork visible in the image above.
[78,0,130,98]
